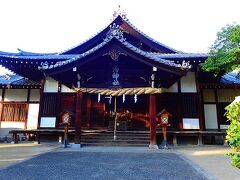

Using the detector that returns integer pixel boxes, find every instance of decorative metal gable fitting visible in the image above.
[104,23,125,42]
[103,49,127,61]
[112,5,127,21]
[112,65,120,86]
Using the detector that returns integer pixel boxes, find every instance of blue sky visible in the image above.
[0,0,239,55]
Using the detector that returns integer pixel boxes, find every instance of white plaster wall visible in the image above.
[218,89,240,102]
[203,89,215,102]
[30,89,40,102]
[27,104,39,129]
[204,104,218,129]
[4,89,28,102]
[183,118,199,129]
[181,72,197,93]
[40,117,56,128]
[61,84,75,93]
[162,82,178,93]
[44,77,58,93]
[0,89,2,101]
[0,122,25,129]
[220,125,229,130]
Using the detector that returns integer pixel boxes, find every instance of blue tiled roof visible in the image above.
[38,34,187,71]
[220,71,240,84]
[150,53,208,59]
[0,74,40,87]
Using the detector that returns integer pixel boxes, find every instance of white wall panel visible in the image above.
[61,84,75,93]
[4,89,28,102]
[44,77,58,93]
[162,82,178,93]
[181,72,197,93]
[30,89,40,102]
[204,104,218,129]
[0,122,25,129]
[27,104,39,129]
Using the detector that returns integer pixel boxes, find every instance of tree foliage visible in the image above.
[202,24,240,75]
[225,98,240,168]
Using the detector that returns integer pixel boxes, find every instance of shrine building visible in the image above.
[0,13,239,147]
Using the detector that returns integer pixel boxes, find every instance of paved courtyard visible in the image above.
[0,148,208,180]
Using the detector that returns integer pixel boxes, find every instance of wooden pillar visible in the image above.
[86,94,91,129]
[177,80,183,129]
[56,82,62,128]
[37,79,45,129]
[149,94,158,149]
[74,91,82,147]
[215,88,221,132]
[0,88,6,122]
[195,70,205,131]
[25,88,31,129]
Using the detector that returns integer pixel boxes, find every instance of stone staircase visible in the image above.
[81,131,150,147]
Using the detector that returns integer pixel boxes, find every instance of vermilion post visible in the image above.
[74,91,82,145]
[149,94,158,149]
[86,94,91,129]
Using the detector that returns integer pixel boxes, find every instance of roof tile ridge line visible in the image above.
[123,18,183,53]
[0,53,80,60]
[17,48,58,56]
[57,16,121,55]
[116,38,182,68]
[39,36,113,70]
[150,52,208,56]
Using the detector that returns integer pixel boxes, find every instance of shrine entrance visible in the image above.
[80,94,150,131]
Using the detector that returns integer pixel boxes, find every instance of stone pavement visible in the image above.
[0,142,58,168]
[0,143,239,180]
[0,148,207,180]
[176,146,240,180]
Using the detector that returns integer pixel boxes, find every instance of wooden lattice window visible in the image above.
[1,103,27,122]
[42,93,58,116]
[182,94,198,118]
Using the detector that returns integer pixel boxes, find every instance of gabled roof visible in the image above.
[0,14,208,89]
[40,33,186,75]
[59,15,179,55]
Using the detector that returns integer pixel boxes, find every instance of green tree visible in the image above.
[225,99,240,168]
[202,24,240,75]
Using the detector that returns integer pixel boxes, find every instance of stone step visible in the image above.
[81,132,150,146]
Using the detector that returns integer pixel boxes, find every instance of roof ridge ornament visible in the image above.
[104,23,126,42]
[112,5,127,21]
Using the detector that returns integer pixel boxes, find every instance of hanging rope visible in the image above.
[75,87,162,96]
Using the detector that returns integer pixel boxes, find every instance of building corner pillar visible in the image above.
[149,94,158,149]
[74,91,82,147]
